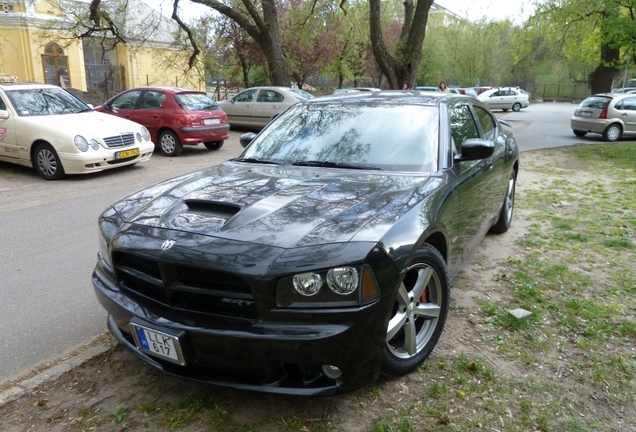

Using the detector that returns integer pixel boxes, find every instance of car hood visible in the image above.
[25,111,141,138]
[111,162,441,249]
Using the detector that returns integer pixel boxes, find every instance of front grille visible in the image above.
[113,252,257,321]
[104,133,135,148]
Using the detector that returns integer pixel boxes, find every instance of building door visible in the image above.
[42,42,71,87]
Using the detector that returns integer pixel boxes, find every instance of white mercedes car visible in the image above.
[0,83,155,180]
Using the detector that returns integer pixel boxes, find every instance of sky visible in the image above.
[435,0,536,23]
[142,0,537,24]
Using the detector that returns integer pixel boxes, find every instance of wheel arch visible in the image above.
[30,139,52,163]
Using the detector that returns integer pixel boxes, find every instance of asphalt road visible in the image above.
[0,100,602,384]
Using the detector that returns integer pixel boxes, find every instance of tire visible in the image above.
[573,130,587,137]
[158,131,183,156]
[490,169,516,233]
[603,124,622,142]
[204,141,224,150]
[33,143,65,180]
[512,102,521,112]
[382,244,449,376]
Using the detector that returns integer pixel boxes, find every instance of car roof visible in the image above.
[301,90,468,108]
[0,82,61,90]
[126,86,206,94]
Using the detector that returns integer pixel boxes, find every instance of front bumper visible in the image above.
[59,141,155,174]
[92,241,398,396]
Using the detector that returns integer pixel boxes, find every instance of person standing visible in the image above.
[437,81,450,93]
[402,81,409,90]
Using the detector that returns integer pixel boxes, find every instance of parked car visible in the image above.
[415,86,438,91]
[96,87,229,157]
[470,86,494,95]
[477,88,529,112]
[453,88,478,97]
[92,91,519,395]
[217,86,314,128]
[333,88,361,95]
[611,87,636,94]
[0,83,154,180]
[571,93,636,141]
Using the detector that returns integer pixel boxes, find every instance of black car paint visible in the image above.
[93,93,519,395]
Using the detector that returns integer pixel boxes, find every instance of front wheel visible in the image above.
[573,130,587,137]
[204,141,224,150]
[490,169,516,233]
[512,102,522,112]
[382,244,449,376]
[33,143,65,180]
[603,124,622,142]
[158,131,183,156]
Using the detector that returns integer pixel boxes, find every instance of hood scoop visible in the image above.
[160,200,242,232]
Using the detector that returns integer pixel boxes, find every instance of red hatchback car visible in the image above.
[95,87,230,156]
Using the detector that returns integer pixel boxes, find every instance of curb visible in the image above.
[0,344,111,407]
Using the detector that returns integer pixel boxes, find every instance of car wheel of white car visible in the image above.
[159,131,183,156]
[490,169,517,233]
[382,244,449,376]
[603,124,622,142]
[204,141,224,150]
[34,143,65,180]
[512,103,522,112]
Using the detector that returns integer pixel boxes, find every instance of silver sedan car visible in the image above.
[217,86,314,128]
[477,88,529,112]
[571,93,636,141]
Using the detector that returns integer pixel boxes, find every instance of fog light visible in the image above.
[321,364,342,379]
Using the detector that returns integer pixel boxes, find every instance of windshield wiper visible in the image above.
[78,108,93,113]
[292,160,383,170]
[234,157,285,165]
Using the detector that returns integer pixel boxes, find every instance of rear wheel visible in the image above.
[382,244,449,376]
[512,102,522,112]
[603,124,622,142]
[33,143,65,180]
[159,131,183,156]
[490,169,516,233]
[573,130,587,137]
[204,141,224,150]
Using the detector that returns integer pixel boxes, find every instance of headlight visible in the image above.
[74,135,89,152]
[90,139,100,150]
[140,127,151,141]
[278,265,379,308]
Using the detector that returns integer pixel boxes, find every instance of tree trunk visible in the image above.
[589,43,620,93]
[260,0,290,86]
[369,0,434,89]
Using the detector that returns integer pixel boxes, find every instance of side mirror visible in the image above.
[103,103,111,110]
[455,139,494,162]
[0,109,9,120]
[240,132,256,148]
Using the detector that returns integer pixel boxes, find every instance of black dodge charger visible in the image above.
[93,91,519,396]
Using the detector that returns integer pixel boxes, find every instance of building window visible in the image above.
[42,42,71,87]
[1,1,14,14]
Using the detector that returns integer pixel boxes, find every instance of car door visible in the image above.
[226,89,258,126]
[107,90,142,120]
[129,90,166,137]
[615,97,636,133]
[447,102,495,269]
[0,93,20,162]
[252,89,285,127]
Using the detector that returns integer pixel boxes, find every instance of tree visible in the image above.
[369,0,435,89]
[531,0,636,93]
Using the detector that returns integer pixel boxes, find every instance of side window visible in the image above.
[111,90,142,109]
[622,97,636,111]
[140,91,166,109]
[0,96,6,111]
[257,90,284,103]
[234,89,257,102]
[473,106,497,140]
[449,104,480,154]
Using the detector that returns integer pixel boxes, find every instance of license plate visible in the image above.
[115,148,139,159]
[131,324,185,365]
[203,118,220,125]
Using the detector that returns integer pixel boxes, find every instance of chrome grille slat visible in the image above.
[104,133,135,148]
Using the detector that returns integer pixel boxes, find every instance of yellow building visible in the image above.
[0,0,205,92]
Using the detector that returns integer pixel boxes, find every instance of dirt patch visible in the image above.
[0,149,632,432]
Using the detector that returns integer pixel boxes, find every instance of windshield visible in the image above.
[175,93,219,111]
[288,89,314,100]
[6,88,90,116]
[240,102,439,172]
